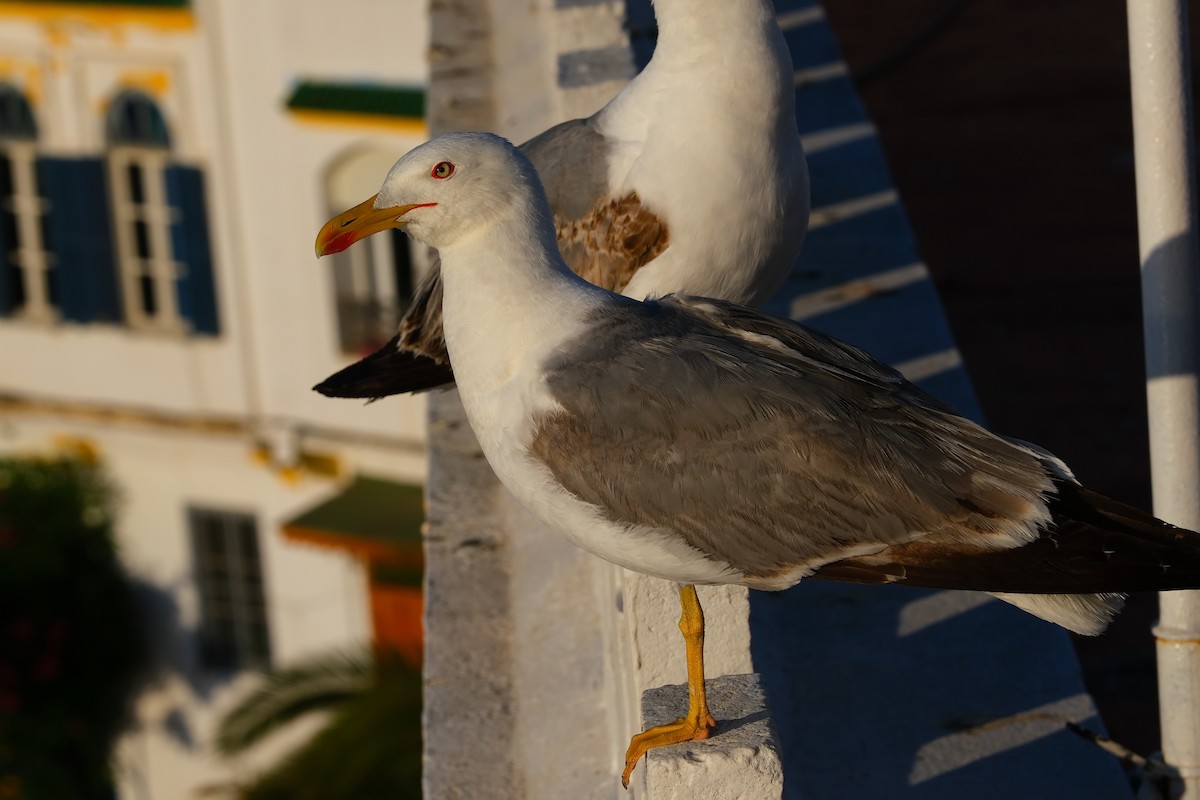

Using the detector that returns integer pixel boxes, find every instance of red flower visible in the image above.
[7,620,33,642]
[45,620,69,649]
[32,656,60,683]
[0,663,16,690]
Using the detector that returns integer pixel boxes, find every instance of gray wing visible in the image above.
[528,295,1058,587]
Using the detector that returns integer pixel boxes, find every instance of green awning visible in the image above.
[285,81,425,120]
[283,476,424,563]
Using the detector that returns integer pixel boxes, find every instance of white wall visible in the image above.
[0,0,433,445]
[200,0,432,443]
[0,7,253,417]
[0,3,434,797]
[0,413,418,799]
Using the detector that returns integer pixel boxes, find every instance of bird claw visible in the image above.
[621,711,717,788]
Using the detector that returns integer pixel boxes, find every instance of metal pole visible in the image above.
[1128,1,1200,796]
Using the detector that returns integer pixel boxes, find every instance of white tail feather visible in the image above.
[990,591,1126,636]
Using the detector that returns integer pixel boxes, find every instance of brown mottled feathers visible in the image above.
[557,192,670,293]
[396,262,444,358]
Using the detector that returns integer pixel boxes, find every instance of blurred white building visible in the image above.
[0,1,431,796]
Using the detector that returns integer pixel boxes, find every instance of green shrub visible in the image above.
[0,456,149,799]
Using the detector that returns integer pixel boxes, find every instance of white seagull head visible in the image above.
[315,132,547,254]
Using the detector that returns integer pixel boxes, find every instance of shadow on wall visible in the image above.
[1141,232,1200,382]
[130,577,240,752]
[749,581,1128,799]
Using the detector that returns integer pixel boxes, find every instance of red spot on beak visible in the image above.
[324,231,359,255]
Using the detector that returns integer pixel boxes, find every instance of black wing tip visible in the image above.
[1044,482,1200,592]
[817,484,1200,595]
[311,375,379,400]
[313,336,455,400]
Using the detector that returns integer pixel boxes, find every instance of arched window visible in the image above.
[106,90,180,331]
[0,85,35,140]
[0,84,52,322]
[106,90,170,148]
[325,147,424,354]
[97,90,218,335]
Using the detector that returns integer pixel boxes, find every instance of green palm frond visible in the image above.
[239,664,422,800]
[215,649,374,757]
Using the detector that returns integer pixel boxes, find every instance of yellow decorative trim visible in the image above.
[248,444,343,484]
[53,434,100,464]
[288,108,427,137]
[278,465,302,486]
[249,444,271,466]
[0,3,194,31]
[299,450,341,479]
[0,57,28,77]
[45,23,69,47]
[0,393,246,436]
[118,68,171,96]
[24,64,42,105]
[0,60,43,105]
[0,392,424,454]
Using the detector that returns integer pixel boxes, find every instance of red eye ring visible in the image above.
[431,161,455,179]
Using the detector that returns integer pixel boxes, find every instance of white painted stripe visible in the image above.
[794,61,849,87]
[777,6,825,32]
[893,348,963,383]
[801,121,877,155]
[789,263,929,321]
[808,189,898,229]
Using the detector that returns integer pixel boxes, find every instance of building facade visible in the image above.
[0,1,430,796]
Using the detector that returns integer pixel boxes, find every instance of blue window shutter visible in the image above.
[36,157,122,323]
[0,178,11,316]
[165,164,219,336]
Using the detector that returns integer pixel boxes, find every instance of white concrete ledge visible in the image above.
[638,673,783,800]
[422,392,523,799]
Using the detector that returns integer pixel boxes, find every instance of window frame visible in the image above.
[105,92,184,334]
[107,146,183,332]
[325,146,426,355]
[330,227,417,354]
[188,506,273,673]
[0,85,53,323]
[3,139,54,322]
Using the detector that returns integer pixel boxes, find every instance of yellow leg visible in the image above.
[621,583,717,788]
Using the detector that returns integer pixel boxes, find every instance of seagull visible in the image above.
[313,0,809,397]
[317,132,1200,788]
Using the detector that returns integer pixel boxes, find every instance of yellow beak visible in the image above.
[314,195,431,257]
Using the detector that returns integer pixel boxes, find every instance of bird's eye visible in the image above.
[431,161,455,180]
